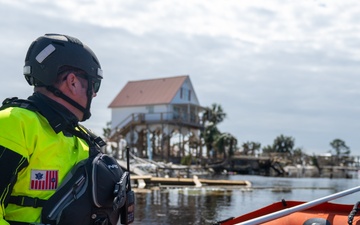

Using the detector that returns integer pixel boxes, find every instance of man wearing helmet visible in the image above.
[23,33,103,121]
[0,34,104,224]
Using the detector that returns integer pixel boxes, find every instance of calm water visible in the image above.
[131,175,360,225]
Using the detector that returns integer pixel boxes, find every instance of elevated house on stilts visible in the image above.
[108,75,205,165]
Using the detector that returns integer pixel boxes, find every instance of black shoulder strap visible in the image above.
[1,97,38,112]
[65,124,106,157]
[1,96,66,134]
[1,97,106,157]
[8,195,46,208]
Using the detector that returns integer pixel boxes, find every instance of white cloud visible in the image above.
[1,0,360,154]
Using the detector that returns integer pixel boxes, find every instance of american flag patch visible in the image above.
[30,170,58,190]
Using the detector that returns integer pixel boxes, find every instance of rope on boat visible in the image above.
[348,201,360,225]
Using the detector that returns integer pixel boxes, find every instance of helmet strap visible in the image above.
[46,86,91,121]
[83,78,94,120]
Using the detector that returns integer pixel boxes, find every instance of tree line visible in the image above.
[201,103,352,164]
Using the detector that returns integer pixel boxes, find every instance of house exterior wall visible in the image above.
[171,77,200,105]
[111,104,170,130]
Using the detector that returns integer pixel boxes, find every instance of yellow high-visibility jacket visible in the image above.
[0,97,89,225]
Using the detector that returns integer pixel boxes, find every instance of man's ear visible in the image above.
[64,73,78,94]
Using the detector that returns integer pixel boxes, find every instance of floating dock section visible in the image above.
[131,175,251,189]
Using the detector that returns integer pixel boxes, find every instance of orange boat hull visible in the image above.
[219,201,360,225]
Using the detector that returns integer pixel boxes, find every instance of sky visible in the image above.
[1,0,360,155]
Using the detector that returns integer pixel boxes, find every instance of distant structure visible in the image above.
[108,75,205,163]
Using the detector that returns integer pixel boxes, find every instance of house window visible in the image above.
[180,87,191,101]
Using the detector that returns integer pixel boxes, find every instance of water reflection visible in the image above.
[131,175,360,225]
[134,188,237,225]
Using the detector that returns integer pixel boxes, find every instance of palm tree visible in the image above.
[262,145,274,155]
[330,139,350,165]
[242,141,261,156]
[202,103,227,126]
[330,139,350,156]
[102,121,121,158]
[202,123,220,158]
[214,132,237,159]
[201,103,227,158]
[273,134,295,155]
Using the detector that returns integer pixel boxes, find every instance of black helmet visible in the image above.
[23,33,103,87]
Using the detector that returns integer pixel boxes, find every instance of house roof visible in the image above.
[108,75,189,108]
